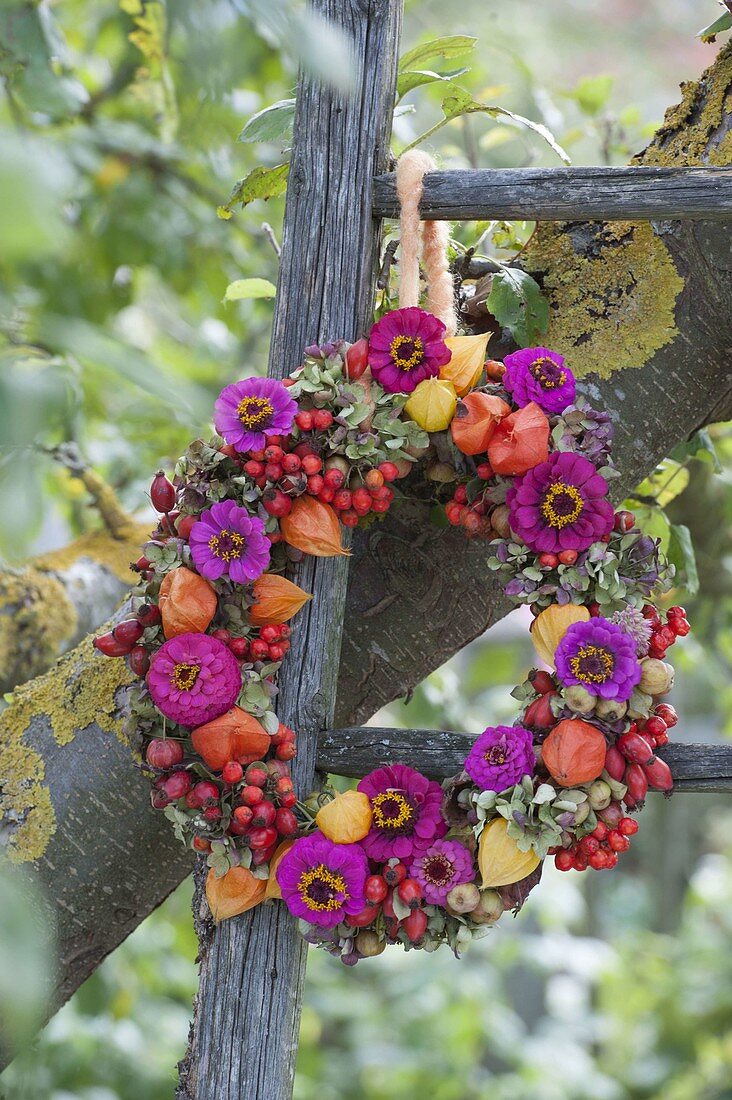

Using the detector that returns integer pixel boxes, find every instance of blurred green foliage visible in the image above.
[1,1,731,1097]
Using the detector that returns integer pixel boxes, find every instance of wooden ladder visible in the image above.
[180,3,732,1097]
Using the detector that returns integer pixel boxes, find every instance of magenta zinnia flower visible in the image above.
[465,725,535,792]
[554,617,641,701]
[147,632,241,726]
[410,839,475,906]
[214,376,297,453]
[357,764,446,862]
[189,500,270,583]
[276,831,368,928]
[506,451,614,554]
[368,307,451,394]
[503,347,576,414]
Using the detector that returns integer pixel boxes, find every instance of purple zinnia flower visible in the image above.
[276,832,368,928]
[189,500,270,583]
[368,307,451,394]
[464,725,535,792]
[554,616,641,701]
[611,605,653,656]
[147,632,241,726]
[214,376,297,453]
[357,764,446,862]
[502,347,576,414]
[507,451,614,554]
[410,839,475,905]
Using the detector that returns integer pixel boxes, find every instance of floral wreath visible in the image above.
[96,152,689,962]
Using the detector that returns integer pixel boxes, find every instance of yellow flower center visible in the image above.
[297,865,348,912]
[541,481,584,529]
[371,791,414,832]
[237,395,274,430]
[484,745,507,765]
[172,662,200,691]
[208,528,245,562]
[390,334,425,371]
[530,356,566,389]
[569,645,614,684]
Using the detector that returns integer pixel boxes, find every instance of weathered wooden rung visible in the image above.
[372,166,732,222]
[318,728,732,792]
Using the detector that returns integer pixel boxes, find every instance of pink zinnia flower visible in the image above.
[357,763,446,862]
[367,307,451,394]
[554,617,641,702]
[147,632,241,726]
[465,725,535,792]
[410,839,475,905]
[189,500,270,583]
[276,832,368,928]
[214,376,297,453]
[502,347,576,414]
[506,451,614,554]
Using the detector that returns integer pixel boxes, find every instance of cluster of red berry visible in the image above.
[444,462,508,538]
[224,429,400,531]
[210,624,291,664]
[146,736,298,864]
[552,810,639,872]
[344,860,429,944]
[642,603,690,660]
[605,703,677,807]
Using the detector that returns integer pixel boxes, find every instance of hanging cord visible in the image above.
[395,151,457,336]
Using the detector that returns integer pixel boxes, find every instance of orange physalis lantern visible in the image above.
[450,392,511,456]
[541,719,607,787]
[191,707,271,771]
[205,865,267,922]
[486,401,550,475]
[249,573,312,626]
[158,567,218,639]
[279,497,350,557]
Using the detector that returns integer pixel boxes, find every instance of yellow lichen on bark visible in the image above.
[0,568,77,681]
[0,634,135,864]
[521,222,684,379]
[636,40,732,167]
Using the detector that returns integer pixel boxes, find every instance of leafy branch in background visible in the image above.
[624,431,723,596]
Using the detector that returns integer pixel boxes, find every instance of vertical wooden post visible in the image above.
[179,2,403,1097]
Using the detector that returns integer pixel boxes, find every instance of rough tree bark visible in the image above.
[177,3,403,1097]
[0,31,731,1046]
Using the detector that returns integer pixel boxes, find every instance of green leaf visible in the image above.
[568,74,614,117]
[438,89,571,164]
[486,268,550,346]
[224,277,277,301]
[398,35,476,73]
[237,98,295,144]
[670,428,722,473]
[224,163,290,211]
[698,11,732,41]
[633,459,690,508]
[667,523,699,595]
[396,68,469,99]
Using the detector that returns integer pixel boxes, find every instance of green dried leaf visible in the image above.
[486,268,550,346]
[398,35,476,73]
[224,277,277,302]
[224,162,289,211]
[237,98,295,144]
